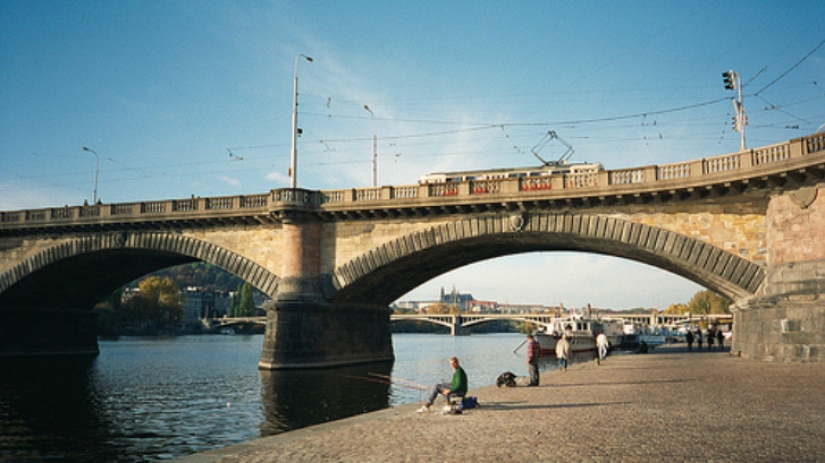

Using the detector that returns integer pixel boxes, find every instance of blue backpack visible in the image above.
[459,396,479,410]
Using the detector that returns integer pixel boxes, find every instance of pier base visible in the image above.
[732,260,825,362]
[258,301,394,370]
[0,307,99,357]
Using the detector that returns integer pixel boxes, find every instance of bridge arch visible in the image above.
[330,212,765,306]
[0,231,279,308]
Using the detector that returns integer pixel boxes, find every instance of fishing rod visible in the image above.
[342,374,427,391]
[368,372,429,390]
[513,339,528,353]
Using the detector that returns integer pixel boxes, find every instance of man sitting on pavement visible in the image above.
[417,357,468,413]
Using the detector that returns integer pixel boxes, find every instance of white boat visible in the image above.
[621,321,666,349]
[533,317,624,355]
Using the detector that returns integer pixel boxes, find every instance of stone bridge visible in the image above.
[1,133,824,367]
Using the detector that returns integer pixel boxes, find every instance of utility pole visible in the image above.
[82,146,100,203]
[364,105,377,187]
[290,54,313,189]
[723,70,746,151]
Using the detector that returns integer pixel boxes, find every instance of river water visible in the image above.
[0,334,593,462]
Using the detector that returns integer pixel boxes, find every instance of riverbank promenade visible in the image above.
[177,345,825,462]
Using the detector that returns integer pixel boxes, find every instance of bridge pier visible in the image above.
[450,316,469,336]
[259,217,394,369]
[0,307,99,357]
[732,187,825,362]
[733,260,825,361]
[258,298,394,369]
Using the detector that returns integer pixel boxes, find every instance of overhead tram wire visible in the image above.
[754,38,825,97]
[17,95,736,191]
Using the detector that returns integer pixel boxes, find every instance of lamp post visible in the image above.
[82,146,99,203]
[363,104,377,187]
[290,54,313,189]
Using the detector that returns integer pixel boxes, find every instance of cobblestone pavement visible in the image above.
[176,346,825,463]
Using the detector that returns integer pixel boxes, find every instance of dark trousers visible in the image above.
[528,358,540,385]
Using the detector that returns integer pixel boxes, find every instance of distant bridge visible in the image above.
[210,316,267,327]
[1,133,824,366]
[390,312,733,335]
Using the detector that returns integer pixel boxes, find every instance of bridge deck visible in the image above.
[1,133,823,232]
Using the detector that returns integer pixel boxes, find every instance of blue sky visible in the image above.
[2,1,823,309]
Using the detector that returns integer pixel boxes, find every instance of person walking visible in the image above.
[696,329,703,351]
[526,334,541,386]
[417,357,468,413]
[716,328,725,351]
[596,331,609,363]
[686,329,695,351]
[555,335,571,371]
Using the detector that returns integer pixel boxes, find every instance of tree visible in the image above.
[426,302,449,314]
[663,302,690,315]
[124,276,184,326]
[687,290,732,315]
[235,282,256,317]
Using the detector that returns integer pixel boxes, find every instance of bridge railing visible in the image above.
[2,133,824,226]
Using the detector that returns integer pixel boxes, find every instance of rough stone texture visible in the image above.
[174,346,825,463]
[259,302,394,370]
[322,208,767,273]
[733,258,825,362]
[732,186,825,362]
[767,185,825,265]
[330,212,764,306]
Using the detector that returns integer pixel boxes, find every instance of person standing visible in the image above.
[686,329,695,351]
[716,328,725,351]
[417,357,468,413]
[707,327,715,351]
[696,329,703,351]
[555,335,571,371]
[596,331,609,362]
[526,334,541,386]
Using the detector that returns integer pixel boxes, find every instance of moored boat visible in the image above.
[621,321,666,349]
[533,317,624,355]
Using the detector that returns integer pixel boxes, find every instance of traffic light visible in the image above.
[732,114,748,133]
[722,70,736,90]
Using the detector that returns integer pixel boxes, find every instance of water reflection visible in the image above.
[0,357,119,462]
[259,362,393,436]
[0,334,600,462]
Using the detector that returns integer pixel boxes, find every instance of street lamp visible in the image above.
[290,54,313,189]
[364,105,377,187]
[82,146,99,203]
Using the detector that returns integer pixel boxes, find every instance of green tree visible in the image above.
[235,282,256,317]
[125,276,184,326]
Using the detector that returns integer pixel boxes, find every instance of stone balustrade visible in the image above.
[2,133,824,228]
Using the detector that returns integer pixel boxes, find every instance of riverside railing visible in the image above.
[2,133,823,226]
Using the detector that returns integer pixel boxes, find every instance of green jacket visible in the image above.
[450,366,468,395]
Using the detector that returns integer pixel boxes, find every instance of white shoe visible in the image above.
[416,404,430,413]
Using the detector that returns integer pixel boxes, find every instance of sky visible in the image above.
[1,1,824,310]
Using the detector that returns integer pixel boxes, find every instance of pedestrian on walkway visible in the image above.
[526,334,541,386]
[707,327,715,351]
[556,335,571,371]
[417,357,468,413]
[716,328,724,350]
[686,330,694,351]
[696,330,703,351]
[596,331,609,362]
